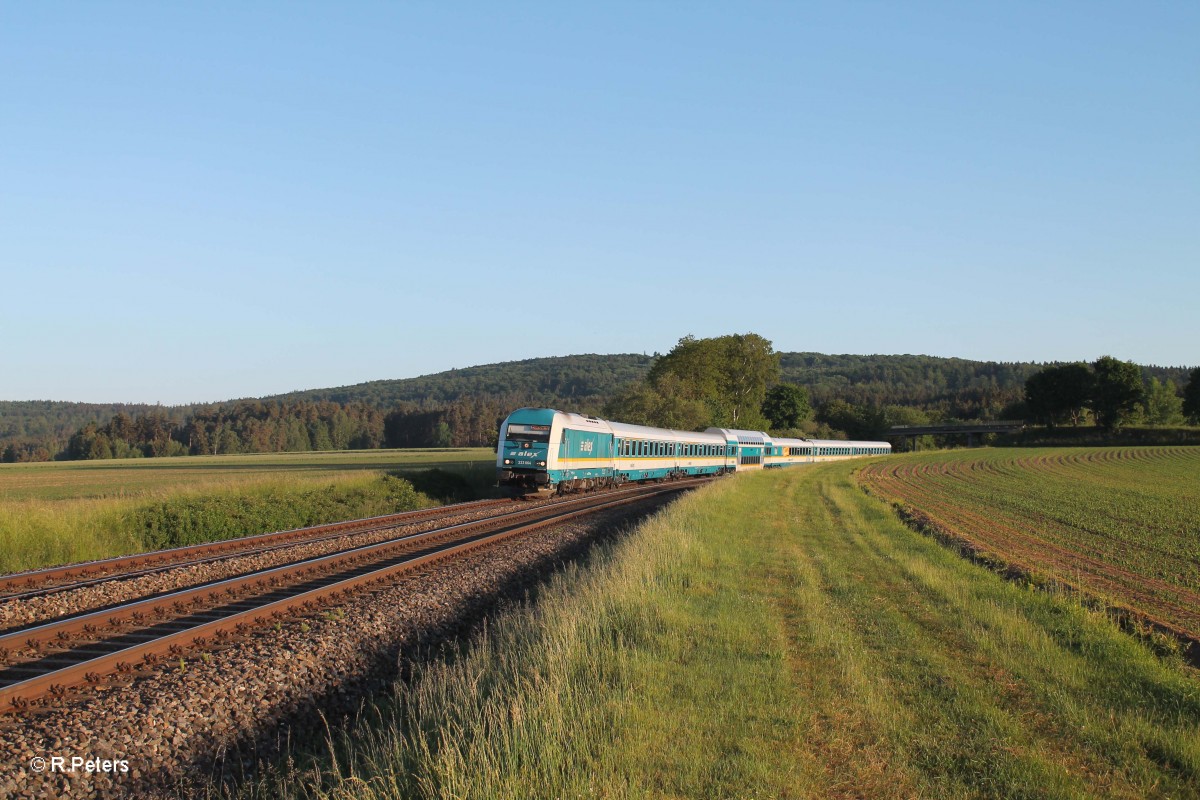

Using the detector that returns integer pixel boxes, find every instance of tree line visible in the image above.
[4,344,1197,462]
[51,399,525,462]
[1024,359,1200,430]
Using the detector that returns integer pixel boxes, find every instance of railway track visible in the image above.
[0,498,513,603]
[0,480,703,712]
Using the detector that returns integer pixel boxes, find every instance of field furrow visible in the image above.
[858,447,1200,645]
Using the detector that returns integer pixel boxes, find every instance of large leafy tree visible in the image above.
[1023,363,1095,426]
[1090,356,1145,431]
[1142,378,1184,426]
[1183,367,1200,425]
[603,373,711,431]
[646,333,780,428]
[762,384,812,431]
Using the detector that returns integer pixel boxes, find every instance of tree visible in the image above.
[1184,368,1200,425]
[816,400,888,440]
[432,421,453,448]
[646,333,780,427]
[1090,356,1145,431]
[1142,378,1184,426]
[1024,364,1094,427]
[718,333,780,427]
[762,384,812,430]
[603,373,711,431]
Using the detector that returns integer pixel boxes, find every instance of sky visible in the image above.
[2,2,1197,404]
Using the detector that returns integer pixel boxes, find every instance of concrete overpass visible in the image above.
[885,420,1025,450]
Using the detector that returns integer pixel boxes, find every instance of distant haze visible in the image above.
[2,4,1196,404]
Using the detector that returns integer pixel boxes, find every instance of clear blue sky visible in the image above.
[2,2,1196,404]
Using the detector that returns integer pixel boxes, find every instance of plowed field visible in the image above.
[858,448,1200,643]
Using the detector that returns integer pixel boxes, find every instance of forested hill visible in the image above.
[271,352,1191,416]
[2,353,1192,460]
[265,354,656,408]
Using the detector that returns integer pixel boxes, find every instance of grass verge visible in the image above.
[0,450,497,574]
[230,464,1200,799]
[0,473,435,575]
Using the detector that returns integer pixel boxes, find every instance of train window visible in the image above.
[506,423,551,443]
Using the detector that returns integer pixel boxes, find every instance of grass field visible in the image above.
[0,448,494,502]
[858,448,1200,645]
[0,449,494,575]
[236,462,1200,799]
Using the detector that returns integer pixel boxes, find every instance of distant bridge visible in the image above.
[884,420,1025,449]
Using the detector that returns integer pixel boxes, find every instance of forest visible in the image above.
[1,348,1195,462]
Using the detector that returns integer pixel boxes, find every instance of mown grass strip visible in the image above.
[236,464,1200,800]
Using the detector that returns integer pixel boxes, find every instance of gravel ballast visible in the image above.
[0,492,680,799]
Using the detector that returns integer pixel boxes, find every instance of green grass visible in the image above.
[232,463,1200,799]
[0,448,494,502]
[0,449,494,575]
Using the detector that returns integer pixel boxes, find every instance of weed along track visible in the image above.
[0,482,700,712]
[0,498,510,601]
[858,447,1200,652]
[0,499,521,632]
[0,481,699,798]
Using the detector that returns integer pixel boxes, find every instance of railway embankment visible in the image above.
[233,464,1200,799]
[0,490,682,799]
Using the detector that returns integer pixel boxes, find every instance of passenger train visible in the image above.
[496,407,891,496]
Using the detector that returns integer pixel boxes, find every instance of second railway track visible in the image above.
[0,497,514,602]
[0,479,705,713]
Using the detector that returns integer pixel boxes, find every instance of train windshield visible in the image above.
[506,423,551,443]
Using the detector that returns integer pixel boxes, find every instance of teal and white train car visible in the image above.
[714,429,893,471]
[496,408,890,495]
[496,408,732,495]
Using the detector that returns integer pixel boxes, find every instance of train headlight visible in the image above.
[536,460,546,467]
[503,458,514,465]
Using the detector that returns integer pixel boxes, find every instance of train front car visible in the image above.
[496,408,618,496]
[496,408,558,496]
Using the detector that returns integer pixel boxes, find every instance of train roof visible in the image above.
[503,409,889,449]
[607,420,727,442]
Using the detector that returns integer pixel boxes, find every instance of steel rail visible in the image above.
[0,480,703,711]
[0,499,517,606]
[0,498,512,599]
